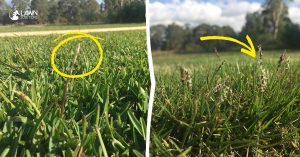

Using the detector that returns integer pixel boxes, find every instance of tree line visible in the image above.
[0,0,145,24]
[151,0,300,52]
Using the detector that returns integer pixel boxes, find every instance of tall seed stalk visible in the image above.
[61,43,81,117]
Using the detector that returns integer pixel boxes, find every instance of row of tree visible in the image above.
[151,0,300,52]
[0,0,145,24]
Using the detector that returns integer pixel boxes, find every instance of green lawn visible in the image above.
[151,51,300,156]
[153,51,300,68]
[0,30,149,156]
[0,23,145,33]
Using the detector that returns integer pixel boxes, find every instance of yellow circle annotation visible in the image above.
[51,32,104,79]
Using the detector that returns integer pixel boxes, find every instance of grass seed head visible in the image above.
[258,45,263,61]
[221,86,233,103]
[178,65,192,88]
[14,91,32,103]
[259,68,269,93]
[214,47,220,60]
[278,49,286,68]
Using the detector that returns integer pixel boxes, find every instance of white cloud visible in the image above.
[293,0,300,5]
[149,0,261,32]
[289,7,300,24]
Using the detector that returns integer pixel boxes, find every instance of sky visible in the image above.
[149,0,300,32]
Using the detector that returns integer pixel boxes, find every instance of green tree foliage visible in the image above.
[58,0,82,24]
[1,0,145,25]
[165,23,187,50]
[0,0,9,23]
[150,25,167,50]
[105,0,125,22]
[118,0,145,23]
[240,0,297,49]
[48,0,59,24]
[31,0,49,24]
[151,23,237,52]
[12,0,30,10]
[105,0,145,23]
[81,0,100,24]
[262,0,289,39]
[0,0,8,9]
[0,0,13,24]
[241,12,264,39]
[105,0,119,11]
[282,22,300,48]
[192,24,236,52]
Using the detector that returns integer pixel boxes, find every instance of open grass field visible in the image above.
[151,51,300,156]
[0,30,149,156]
[0,23,145,33]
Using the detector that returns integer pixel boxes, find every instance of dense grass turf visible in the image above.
[0,23,145,33]
[0,30,149,156]
[151,51,300,156]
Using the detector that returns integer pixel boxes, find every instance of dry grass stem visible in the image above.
[61,43,81,117]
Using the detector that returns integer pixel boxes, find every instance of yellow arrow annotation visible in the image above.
[200,35,256,58]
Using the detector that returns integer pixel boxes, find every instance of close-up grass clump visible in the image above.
[151,50,300,156]
[0,30,149,156]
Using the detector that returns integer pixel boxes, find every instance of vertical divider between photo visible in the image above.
[145,0,156,156]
